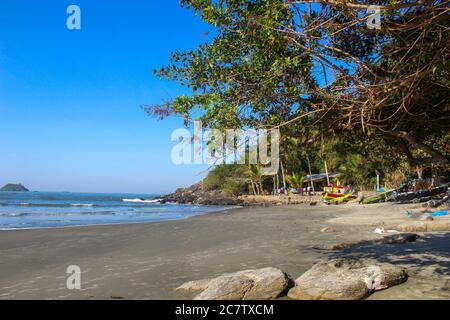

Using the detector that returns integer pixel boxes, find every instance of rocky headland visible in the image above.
[0,183,29,192]
[161,181,323,206]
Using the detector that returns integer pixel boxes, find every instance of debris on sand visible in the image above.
[363,184,450,206]
[322,233,421,251]
[321,227,337,233]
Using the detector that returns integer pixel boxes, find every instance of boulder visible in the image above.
[176,267,293,300]
[176,278,212,293]
[320,227,336,233]
[288,259,407,300]
[329,243,353,250]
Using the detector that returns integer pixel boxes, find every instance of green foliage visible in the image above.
[203,164,248,195]
[222,179,248,196]
[153,0,316,130]
[319,133,406,188]
[287,173,305,189]
[338,154,372,187]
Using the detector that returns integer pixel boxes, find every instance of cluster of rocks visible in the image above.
[161,182,321,206]
[161,182,246,206]
[176,259,408,300]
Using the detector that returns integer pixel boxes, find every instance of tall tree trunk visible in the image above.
[250,180,257,196]
[431,166,436,187]
[276,172,280,191]
[416,165,424,180]
[307,156,315,194]
[280,159,287,194]
[273,176,276,195]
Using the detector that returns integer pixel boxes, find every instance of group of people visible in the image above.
[273,186,314,195]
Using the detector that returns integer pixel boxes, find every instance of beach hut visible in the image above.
[304,173,340,192]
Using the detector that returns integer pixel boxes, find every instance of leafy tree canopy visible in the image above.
[146,0,449,192]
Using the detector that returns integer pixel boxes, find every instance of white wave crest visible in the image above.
[122,198,162,204]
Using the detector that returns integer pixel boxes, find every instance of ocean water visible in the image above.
[0,192,231,230]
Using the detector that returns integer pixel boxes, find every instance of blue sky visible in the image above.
[0,0,212,194]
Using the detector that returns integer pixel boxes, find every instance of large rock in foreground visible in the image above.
[176,267,293,300]
[288,259,407,300]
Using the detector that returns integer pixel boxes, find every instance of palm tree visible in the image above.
[245,165,264,195]
[287,173,305,194]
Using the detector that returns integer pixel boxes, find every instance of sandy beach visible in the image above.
[0,202,449,300]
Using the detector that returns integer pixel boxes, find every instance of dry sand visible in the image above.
[0,202,448,300]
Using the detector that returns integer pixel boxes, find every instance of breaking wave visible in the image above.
[122,198,162,204]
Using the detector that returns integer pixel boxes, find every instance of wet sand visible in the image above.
[0,203,449,299]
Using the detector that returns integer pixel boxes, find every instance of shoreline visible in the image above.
[0,202,448,299]
[0,205,243,232]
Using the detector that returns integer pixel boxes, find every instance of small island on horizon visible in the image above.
[0,183,30,192]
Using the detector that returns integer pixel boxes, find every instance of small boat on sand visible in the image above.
[322,186,356,205]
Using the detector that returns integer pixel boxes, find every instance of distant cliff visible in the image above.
[0,183,30,192]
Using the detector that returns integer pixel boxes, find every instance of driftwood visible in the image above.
[361,184,407,205]
[361,184,449,205]
[398,197,432,204]
[392,184,449,203]
[424,188,450,208]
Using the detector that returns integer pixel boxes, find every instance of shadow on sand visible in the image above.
[323,233,450,277]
